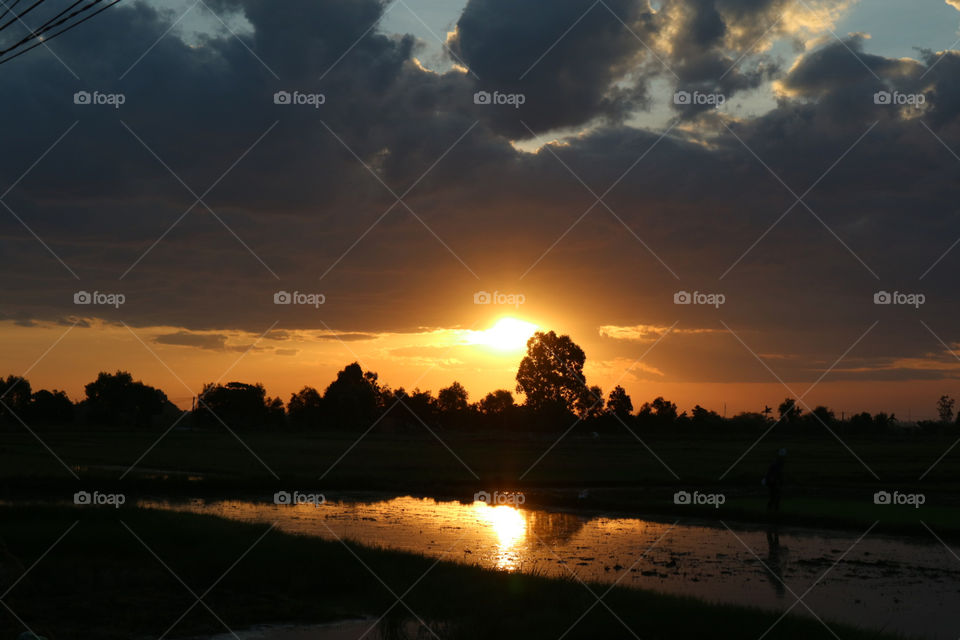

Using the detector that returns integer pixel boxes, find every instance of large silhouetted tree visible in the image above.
[83,371,167,427]
[323,363,380,430]
[516,331,587,415]
[437,382,469,414]
[196,381,283,430]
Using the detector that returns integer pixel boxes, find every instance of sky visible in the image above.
[2,0,960,418]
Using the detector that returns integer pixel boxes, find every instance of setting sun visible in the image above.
[470,317,538,352]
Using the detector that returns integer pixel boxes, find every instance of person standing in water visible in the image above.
[763,448,787,511]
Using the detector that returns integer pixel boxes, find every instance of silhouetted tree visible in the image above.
[937,395,955,424]
[848,411,874,431]
[516,331,587,415]
[323,363,381,430]
[29,389,74,426]
[287,386,323,429]
[0,375,32,424]
[777,398,802,424]
[638,396,678,425]
[390,387,437,429]
[873,411,897,430]
[477,389,515,415]
[809,405,835,427]
[196,381,283,430]
[83,371,167,427]
[730,411,770,430]
[437,382,469,414]
[690,404,722,427]
[574,385,604,420]
[605,386,633,419]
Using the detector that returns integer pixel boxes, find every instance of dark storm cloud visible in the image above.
[663,0,782,106]
[448,0,654,137]
[3,0,960,383]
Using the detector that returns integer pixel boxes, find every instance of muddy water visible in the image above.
[145,495,960,639]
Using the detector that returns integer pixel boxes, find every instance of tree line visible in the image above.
[1,331,957,433]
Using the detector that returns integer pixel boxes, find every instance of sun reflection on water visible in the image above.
[473,502,526,570]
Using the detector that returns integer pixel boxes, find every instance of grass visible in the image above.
[1,428,958,536]
[0,504,910,640]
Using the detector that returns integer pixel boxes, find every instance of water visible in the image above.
[145,494,960,639]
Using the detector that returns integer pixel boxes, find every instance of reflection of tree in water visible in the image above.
[764,526,789,598]
[524,511,587,546]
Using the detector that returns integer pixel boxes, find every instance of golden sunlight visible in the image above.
[473,502,527,570]
[469,317,538,352]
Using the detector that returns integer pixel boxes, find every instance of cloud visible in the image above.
[448,0,653,137]
[2,0,960,387]
[154,331,228,350]
[316,332,380,342]
[599,324,723,341]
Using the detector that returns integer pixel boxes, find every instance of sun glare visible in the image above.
[473,502,527,570]
[471,317,538,352]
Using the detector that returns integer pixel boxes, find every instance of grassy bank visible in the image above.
[0,505,907,640]
[1,429,958,536]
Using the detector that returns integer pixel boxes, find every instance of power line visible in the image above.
[0,0,123,66]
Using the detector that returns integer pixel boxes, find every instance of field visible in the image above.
[1,428,958,535]
[0,504,910,640]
